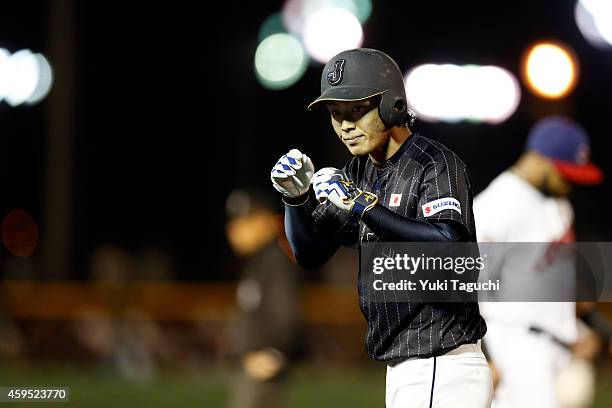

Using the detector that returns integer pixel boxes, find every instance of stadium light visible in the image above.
[0,48,54,107]
[302,7,363,63]
[255,33,309,90]
[404,64,520,124]
[580,0,612,45]
[258,12,287,43]
[575,1,611,49]
[283,0,370,38]
[521,42,579,99]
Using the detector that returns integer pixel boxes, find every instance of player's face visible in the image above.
[327,98,390,156]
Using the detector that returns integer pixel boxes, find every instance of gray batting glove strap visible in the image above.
[270,149,315,199]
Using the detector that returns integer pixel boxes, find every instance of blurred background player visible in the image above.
[225,189,303,408]
[474,115,605,408]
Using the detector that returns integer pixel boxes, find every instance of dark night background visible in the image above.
[0,1,610,280]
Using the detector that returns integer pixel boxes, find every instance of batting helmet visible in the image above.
[308,48,414,128]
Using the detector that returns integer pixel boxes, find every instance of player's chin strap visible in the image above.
[350,191,378,219]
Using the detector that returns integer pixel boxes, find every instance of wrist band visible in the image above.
[351,191,378,218]
[282,194,310,207]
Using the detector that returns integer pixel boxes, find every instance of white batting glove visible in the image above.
[312,167,378,217]
[270,149,315,198]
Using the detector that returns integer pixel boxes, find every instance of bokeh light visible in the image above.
[579,0,612,46]
[27,53,54,105]
[0,49,54,106]
[302,7,363,63]
[258,13,287,43]
[575,1,611,49]
[282,0,307,35]
[255,33,309,90]
[4,49,40,106]
[0,48,11,100]
[283,0,367,36]
[404,64,520,124]
[521,42,579,99]
[352,0,373,23]
[1,209,39,258]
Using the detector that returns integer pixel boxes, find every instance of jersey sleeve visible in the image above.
[415,152,476,240]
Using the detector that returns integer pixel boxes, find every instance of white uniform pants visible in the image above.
[484,323,571,408]
[386,341,493,408]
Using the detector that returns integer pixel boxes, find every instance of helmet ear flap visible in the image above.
[379,93,409,128]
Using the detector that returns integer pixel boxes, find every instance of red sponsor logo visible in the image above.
[425,206,431,214]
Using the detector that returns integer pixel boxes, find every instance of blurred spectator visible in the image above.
[225,189,303,408]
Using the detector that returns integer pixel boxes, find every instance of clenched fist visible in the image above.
[270,149,315,198]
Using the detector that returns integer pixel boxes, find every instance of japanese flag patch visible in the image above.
[389,194,402,207]
[422,197,461,217]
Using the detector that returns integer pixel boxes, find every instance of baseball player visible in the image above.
[474,116,604,408]
[270,48,492,408]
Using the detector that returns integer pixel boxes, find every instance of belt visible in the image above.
[386,341,481,367]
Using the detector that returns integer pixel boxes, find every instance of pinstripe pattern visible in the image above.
[314,134,486,360]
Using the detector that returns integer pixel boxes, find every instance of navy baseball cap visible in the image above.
[527,116,603,185]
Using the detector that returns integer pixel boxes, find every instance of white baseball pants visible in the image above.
[386,341,493,408]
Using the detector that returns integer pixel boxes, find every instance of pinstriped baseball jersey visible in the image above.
[313,133,487,360]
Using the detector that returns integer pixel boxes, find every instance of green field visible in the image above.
[0,363,610,407]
